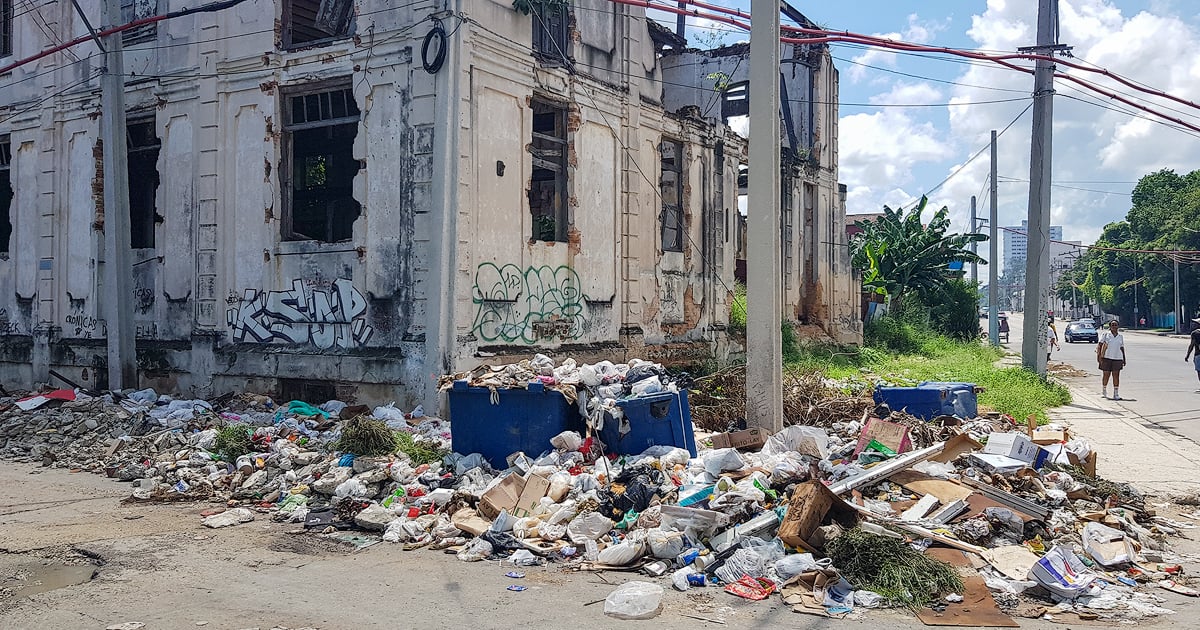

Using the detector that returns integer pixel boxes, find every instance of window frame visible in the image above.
[120,0,158,46]
[531,2,571,64]
[280,79,362,243]
[1,0,12,58]
[126,115,160,249]
[528,99,569,243]
[0,136,11,256]
[281,0,355,51]
[659,138,684,253]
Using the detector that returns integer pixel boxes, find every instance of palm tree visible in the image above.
[850,196,987,307]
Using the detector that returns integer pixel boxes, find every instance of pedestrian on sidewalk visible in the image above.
[1186,318,1200,392]
[1047,319,1060,363]
[1098,319,1127,400]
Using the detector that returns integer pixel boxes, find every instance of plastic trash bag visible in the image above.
[854,590,885,608]
[333,478,370,499]
[715,548,768,584]
[512,517,538,539]
[568,512,614,544]
[761,425,830,459]
[775,553,825,581]
[550,431,584,452]
[703,449,747,475]
[603,581,663,620]
[647,529,687,559]
[456,538,493,562]
[372,403,407,428]
[597,539,645,566]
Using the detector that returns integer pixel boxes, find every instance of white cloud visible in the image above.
[848,14,948,82]
[839,107,953,213]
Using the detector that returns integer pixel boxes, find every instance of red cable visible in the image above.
[0,14,167,76]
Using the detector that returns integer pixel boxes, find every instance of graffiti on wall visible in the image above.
[470,263,588,344]
[0,308,22,335]
[226,278,375,349]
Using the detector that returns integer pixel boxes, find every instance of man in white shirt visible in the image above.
[1046,321,1059,363]
[1097,319,1127,400]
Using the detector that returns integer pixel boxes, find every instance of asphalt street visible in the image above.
[1006,312,1200,443]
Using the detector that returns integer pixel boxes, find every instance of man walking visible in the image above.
[1098,319,1127,400]
[1046,319,1059,363]
[1186,318,1200,392]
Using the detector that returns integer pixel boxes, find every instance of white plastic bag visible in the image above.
[603,581,663,620]
[647,529,687,559]
[550,431,584,451]
[333,478,370,499]
[597,539,645,566]
[775,553,824,581]
[761,425,830,459]
[854,590,885,608]
[703,448,747,475]
[568,512,614,544]
[372,403,408,428]
[456,538,493,562]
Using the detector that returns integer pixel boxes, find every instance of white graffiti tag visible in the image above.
[226,278,374,349]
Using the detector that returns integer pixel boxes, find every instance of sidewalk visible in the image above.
[1047,381,1200,496]
[1123,328,1189,339]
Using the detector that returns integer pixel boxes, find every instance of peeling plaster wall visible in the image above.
[0,0,750,409]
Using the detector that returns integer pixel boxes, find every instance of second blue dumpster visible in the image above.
[448,380,585,470]
[598,391,697,457]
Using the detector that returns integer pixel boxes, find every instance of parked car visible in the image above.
[1065,322,1098,343]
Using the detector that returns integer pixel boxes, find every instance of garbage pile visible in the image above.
[0,360,1194,626]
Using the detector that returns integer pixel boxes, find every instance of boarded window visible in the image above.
[660,140,683,253]
[532,3,569,62]
[1,0,12,57]
[723,82,749,119]
[0,138,11,255]
[283,0,354,49]
[529,100,567,243]
[282,83,361,243]
[127,119,160,249]
[120,0,157,45]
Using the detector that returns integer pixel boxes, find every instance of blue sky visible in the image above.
[664,0,1200,273]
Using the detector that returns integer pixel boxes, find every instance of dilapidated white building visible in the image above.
[0,0,859,409]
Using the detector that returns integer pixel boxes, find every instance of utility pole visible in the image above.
[988,130,999,347]
[745,0,782,432]
[1020,0,1060,376]
[970,196,978,285]
[1174,253,1181,334]
[101,0,137,389]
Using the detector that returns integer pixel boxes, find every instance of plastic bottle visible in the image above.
[584,539,600,561]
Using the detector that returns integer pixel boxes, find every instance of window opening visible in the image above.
[127,119,160,249]
[121,0,157,45]
[660,139,684,253]
[532,2,570,62]
[529,100,567,243]
[283,84,361,243]
[0,138,11,255]
[283,0,354,49]
[722,81,749,119]
[1,0,12,57]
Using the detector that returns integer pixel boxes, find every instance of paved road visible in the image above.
[1006,312,1200,443]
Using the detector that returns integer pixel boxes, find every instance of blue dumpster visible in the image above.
[873,381,978,420]
[448,380,585,470]
[598,391,697,457]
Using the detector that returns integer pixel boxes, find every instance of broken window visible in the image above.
[531,2,570,62]
[282,83,361,243]
[1,0,12,57]
[723,81,749,120]
[120,0,157,45]
[660,139,684,253]
[283,0,354,49]
[0,138,11,255]
[126,118,160,249]
[529,100,567,243]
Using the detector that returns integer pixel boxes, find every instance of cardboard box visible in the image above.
[1068,449,1098,477]
[983,432,1040,463]
[478,473,550,519]
[711,428,768,451]
[778,481,857,551]
[852,418,913,456]
[1031,428,1070,445]
[968,453,1029,475]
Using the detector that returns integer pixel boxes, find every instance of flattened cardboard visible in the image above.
[451,508,493,536]
[982,545,1041,581]
[711,428,768,451]
[1030,428,1069,445]
[853,418,913,456]
[889,470,975,503]
[929,433,983,464]
[917,548,1020,627]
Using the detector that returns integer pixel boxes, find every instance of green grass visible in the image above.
[729,282,747,333]
[782,318,1071,424]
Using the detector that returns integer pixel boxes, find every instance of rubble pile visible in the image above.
[0,357,1195,626]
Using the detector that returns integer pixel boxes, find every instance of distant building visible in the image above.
[1004,219,1063,272]
[845,212,885,238]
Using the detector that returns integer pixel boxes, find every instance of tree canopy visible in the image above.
[849,196,988,305]
[1062,169,1200,322]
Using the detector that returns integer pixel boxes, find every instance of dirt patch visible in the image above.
[267,534,355,556]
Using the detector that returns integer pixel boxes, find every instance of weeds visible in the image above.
[395,430,449,466]
[334,416,398,456]
[825,527,964,609]
[213,424,253,461]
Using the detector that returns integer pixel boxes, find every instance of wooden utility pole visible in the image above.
[101,0,137,389]
[1021,0,1059,376]
[745,0,782,431]
[988,130,999,347]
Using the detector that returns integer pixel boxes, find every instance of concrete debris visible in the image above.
[0,360,1193,626]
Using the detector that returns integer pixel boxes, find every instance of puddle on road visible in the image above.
[1,563,98,599]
